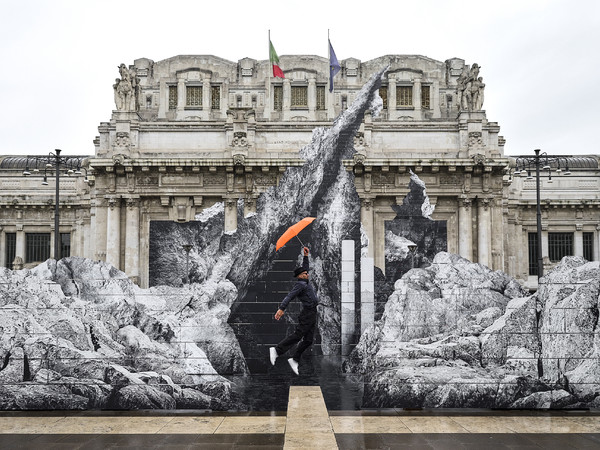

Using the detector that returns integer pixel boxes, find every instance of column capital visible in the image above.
[459,196,472,208]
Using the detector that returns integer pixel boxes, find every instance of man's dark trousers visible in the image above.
[275,306,317,361]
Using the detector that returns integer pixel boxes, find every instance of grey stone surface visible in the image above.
[0,258,242,410]
[344,254,600,408]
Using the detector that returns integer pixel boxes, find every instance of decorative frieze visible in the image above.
[160,175,202,186]
[440,174,462,185]
[204,174,226,185]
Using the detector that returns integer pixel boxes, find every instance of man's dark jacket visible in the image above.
[279,255,319,310]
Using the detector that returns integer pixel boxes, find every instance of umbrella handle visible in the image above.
[295,235,305,248]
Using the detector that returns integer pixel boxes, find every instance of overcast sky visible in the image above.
[1,0,598,157]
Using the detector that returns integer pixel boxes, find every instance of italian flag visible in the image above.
[269,40,285,78]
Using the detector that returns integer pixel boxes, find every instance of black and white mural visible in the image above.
[1,68,600,410]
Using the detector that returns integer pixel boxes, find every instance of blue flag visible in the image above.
[329,40,341,93]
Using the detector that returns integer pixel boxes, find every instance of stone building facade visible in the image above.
[1,54,598,290]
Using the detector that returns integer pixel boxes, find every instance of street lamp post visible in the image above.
[22,149,85,261]
[407,243,417,269]
[513,149,571,280]
[182,244,193,284]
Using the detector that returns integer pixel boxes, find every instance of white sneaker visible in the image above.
[269,347,278,366]
[288,358,299,375]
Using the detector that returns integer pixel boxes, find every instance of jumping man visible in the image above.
[269,246,319,375]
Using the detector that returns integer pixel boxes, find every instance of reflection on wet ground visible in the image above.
[229,355,364,411]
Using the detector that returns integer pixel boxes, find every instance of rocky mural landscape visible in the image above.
[344,254,600,409]
[0,257,246,410]
[1,67,599,411]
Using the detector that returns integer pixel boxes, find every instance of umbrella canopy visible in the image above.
[276,217,316,251]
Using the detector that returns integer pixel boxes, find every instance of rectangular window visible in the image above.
[397,86,413,107]
[186,86,202,107]
[379,86,388,109]
[168,85,177,110]
[528,232,539,276]
[583,232,594,261]
[211,86,220,110]
[421,85,431,109]
[548,232,573,263]
[5,233,16,268]
[273,86,283,111]
[316,86,326,110]
[26,233,50,264]
[60,233,71,258]
[291,86,308,108]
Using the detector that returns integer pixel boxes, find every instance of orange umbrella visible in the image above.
[276,217,316,251]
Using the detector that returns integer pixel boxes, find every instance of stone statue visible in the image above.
[457,63,485,111]
[113,63,139,111]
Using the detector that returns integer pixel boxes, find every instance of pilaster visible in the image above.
[458,197,473,261]
[125,197,140,282]
[360,197,375,258]
[224,198,238,232]
[574,225,584,257]
[477,197,491,267]
[282,79,291,120]
[106,197,121,269]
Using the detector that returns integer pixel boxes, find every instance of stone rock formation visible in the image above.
[0,257,244,410]
[344,254,600,409]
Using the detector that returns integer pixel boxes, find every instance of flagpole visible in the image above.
[328,29,330,95]
[268,30,271,118]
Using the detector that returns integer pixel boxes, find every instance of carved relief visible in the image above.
[114,132,131,148]
[354,132,366,148]
[353,153,366,166]
[254,173,277,186]
[136,174,159,185]
[204,174,226,185]
[440,174,462,185]
[469,133,484,148]
[372,173,394,185]
[232,153,246,165]
[232,132,248,148]
[161,175,202,185]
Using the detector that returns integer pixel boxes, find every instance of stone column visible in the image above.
[125,198,140,282]
[595,225,600,262]
[388,77,396,112]
[541,227,549,260]
[202,77,211,112]
[264,78,272,119]
[177,77,185,113]
[282,79,291,120]
[0,226,4,268]
[574,225,584,257]
[477,198,491,267]
[92,199,107,261]
[308,77,316,118]
[15,226,25,263]
[360,256,374,334]
[413,77,422,111]
[360,197,375,258]
[49,226,56,260]
[491,199,504,270]
[341,240,355,356]
[458,197,473,261]
[520,224,529,279]
[106,197,121,269]
[224,198,238,232]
